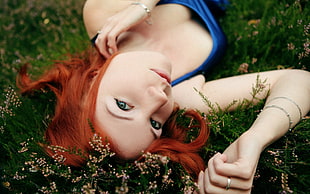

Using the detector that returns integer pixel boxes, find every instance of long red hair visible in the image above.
[17,48,209,179]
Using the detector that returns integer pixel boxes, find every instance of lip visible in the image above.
[150,69,171,84]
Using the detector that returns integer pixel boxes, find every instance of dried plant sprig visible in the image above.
[6,132,197,193]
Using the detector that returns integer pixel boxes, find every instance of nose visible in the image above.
[145,87,169,115]
[143,86,174,122]
[146,86,168,103]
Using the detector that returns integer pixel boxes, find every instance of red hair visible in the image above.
[147,108,209,179]
[17,48,209,179]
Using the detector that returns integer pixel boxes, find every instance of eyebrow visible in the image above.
[105,103,133,121]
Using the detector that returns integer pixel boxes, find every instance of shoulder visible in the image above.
[172,75,209,111]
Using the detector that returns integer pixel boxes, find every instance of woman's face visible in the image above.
[95,51,174,159]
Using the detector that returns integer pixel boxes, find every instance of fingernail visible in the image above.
[108,48,114,55]
[214,152,221,157]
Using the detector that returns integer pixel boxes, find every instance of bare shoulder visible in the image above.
[172,75,208,111]
[172,70,309,113]
[83,0,131,37]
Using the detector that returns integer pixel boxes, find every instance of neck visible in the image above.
[117,29,163,53]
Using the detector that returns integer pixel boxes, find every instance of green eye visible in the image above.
[150,119,162,130]
[115,99,133,111]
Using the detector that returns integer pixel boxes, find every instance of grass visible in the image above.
[0,0,309,193]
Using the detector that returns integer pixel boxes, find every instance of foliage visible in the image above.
[208,0,309,80]
[2,133,196,193]
[0,0,309,193]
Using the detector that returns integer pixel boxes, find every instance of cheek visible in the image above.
[114,131,155,160]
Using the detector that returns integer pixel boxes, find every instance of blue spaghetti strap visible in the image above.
[157,0,228,86]
[207,0,230,11]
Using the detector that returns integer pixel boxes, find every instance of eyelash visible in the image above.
[150,118,162,130]
[115,99,133,111]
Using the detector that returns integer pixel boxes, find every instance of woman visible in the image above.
[18,0,310,193]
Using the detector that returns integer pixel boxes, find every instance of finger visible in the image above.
[213,156,255,180]
[96,23,115,58]
[106,27,123,55]
[197,171,205,194]
[207,154,226,187]
[204,170,251,194]
[101,24,123,56]
[106,17,136,55]
[208,167,252,190]
[208,155,253,190]
[96,33,110,58]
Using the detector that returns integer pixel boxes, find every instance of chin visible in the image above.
[116,149,144,161]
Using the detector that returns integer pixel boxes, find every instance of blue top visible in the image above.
[157,0,228,86]
[91,0,228,86]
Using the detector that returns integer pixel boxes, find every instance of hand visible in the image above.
[197,131,263,193]
[95,3,153,58]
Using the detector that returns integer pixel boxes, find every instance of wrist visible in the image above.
[131,0,159,25]
[240,130,266,152]
[139,0,160,10]
[246,105,295,150]
[223,130,264,164]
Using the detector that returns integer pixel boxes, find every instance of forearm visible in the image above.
[196,67,309,194]
[83,0,160,38]
[247,70,310,150]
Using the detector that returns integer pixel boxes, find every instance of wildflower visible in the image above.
[82,183,96,194]
[52,153,66,163]
[251,58,257,64]
[0,87,22,119]
[159,155,169,164]
[115,185,129,194]
[297,19,303,25]
[252,31,259,36]
[238,63,249,73]
[287,43,295,50]
[248,19,260,26]
[280,173,293,193]
[2,181,10,188]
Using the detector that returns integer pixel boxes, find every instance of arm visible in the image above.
[200,69,310,147]
[186,69,310,193]
[83,0,160,58]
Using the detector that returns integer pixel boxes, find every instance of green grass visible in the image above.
[0,0,309,193]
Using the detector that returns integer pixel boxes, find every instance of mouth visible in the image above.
[150,69,171,84]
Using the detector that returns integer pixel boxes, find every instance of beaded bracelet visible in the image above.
[131,2,152,25]
[268,96,303,120]
[264,105,293,130]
